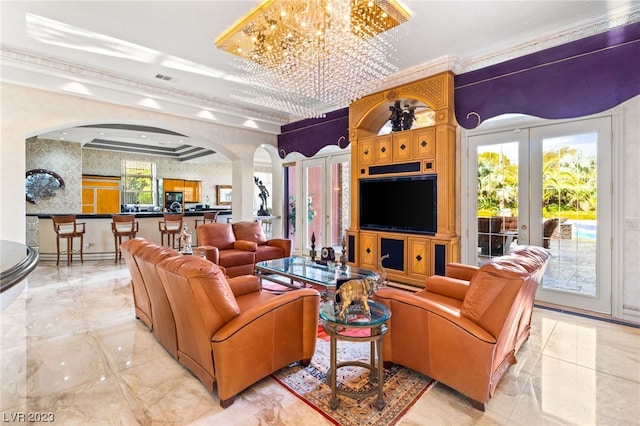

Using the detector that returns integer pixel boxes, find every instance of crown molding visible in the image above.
[0,45,291,126]
[373,3,640,87]
[460,3,640,73]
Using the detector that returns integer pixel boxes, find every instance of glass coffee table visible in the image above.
[319,300,391,410]
[255,256,379,298]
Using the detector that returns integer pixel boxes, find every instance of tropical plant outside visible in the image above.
[477,147,597,220]
[288,195,317,234]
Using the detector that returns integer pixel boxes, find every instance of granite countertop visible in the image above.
[29,209,231,219]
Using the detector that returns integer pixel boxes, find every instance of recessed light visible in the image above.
[140,134,147,138]
[62,132,68,135]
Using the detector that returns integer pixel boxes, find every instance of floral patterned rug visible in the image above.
[272,335,435,426]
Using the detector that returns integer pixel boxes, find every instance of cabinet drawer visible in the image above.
[374,135,392,163]
[359,138,375,166]
[393,132,413,162]
[359,232,378,269]
[414,128,436,159]
[408,238,430,277]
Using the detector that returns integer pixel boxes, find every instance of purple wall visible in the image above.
[455,22,640,129]
[278,23,640,155]
[277,108,349,159]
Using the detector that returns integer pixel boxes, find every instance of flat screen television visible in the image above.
[359,175,437,235]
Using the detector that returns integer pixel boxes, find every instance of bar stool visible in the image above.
[195,211,219,228]
[111,214,138,263]
[159,213,184,250]
[52,215,86,266]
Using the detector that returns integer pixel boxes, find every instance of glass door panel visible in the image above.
[469,117,611,314]
[476,141,520,262]
[304,162,324,253]
[300,154,351,256]
[328,154,350,251]
[533,117,611,313]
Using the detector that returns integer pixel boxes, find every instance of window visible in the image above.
[122,160,155,205]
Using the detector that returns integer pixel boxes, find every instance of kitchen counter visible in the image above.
[29,209,231,220]
[33,211,231,262]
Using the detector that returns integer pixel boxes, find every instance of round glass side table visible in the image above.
[319,299,391,411]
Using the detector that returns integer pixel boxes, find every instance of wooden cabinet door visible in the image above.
[413,128,436,159]
[183,180,202,203]
[359,232,378,269]
[408,237,430,280]
[164,179,185,193]
[374,135,392,163]
[96,188,121,214]
[82,188,95,214]
[393,132,413,162]
[359,137,375,166]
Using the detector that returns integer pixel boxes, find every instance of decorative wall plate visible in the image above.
[25,169,65,204]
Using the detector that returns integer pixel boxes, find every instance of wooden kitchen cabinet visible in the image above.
[163,179,202,202]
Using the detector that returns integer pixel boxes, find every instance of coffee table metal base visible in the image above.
[322,322,387,411]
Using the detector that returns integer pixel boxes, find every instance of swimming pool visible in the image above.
[571,221,597,241]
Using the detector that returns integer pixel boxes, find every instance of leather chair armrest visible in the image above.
[196,245,219,264]
[374,287,495,343]
[228,275,261,297]
[266,239,292,257]
[425,275,470,301]
[212,288,320,342]
[445,262,479,281]
[234,240,258,252]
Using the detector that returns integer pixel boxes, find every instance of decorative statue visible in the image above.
[402,105,417,130]
[388,100,403,132]
[180,223,193,254]
[388,100,417,132]
[309,232,317,260]
[335,254,389,318]
[339,234,348,268]
[254,176,270,216]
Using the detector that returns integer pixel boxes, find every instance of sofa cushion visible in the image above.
[460,262,526,337]
[219,249,255,268]
[233,221,267,244]
[196,223,236,250]
[254,245,286,263]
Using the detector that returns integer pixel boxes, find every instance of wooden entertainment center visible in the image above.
[346,72,460,288]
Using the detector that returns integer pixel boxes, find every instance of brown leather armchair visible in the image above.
[120,238,154,329]
[373,246,550,411]
[232,221,291,262]
[196,221,291,277]
[156,255,320,408]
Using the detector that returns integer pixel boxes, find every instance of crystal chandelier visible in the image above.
[215,0,411,118]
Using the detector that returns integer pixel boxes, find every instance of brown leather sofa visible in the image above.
[120,238,154,329]
[134,242,182,358]
[156,254,320,408]
[373,245,550,411]
[196,221,291,277]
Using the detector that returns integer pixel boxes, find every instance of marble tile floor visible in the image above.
[2,260,639,425]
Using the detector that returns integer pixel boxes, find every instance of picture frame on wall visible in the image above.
[217,185,232,205]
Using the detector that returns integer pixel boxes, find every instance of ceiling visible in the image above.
[2,1,638,163]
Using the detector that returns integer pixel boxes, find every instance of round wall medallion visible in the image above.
[25,169,65,204]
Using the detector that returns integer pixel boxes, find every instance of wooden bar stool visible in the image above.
[111,214,139,263]
[195,211,219,228]
[52,215,86,266]
[159,213,184,250]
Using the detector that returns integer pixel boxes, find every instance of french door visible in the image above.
[468,116,612,314]
[299,153,351,255]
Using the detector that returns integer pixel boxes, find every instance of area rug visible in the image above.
[272,332,436,426]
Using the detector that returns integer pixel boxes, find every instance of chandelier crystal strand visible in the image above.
[216,0,411,118]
